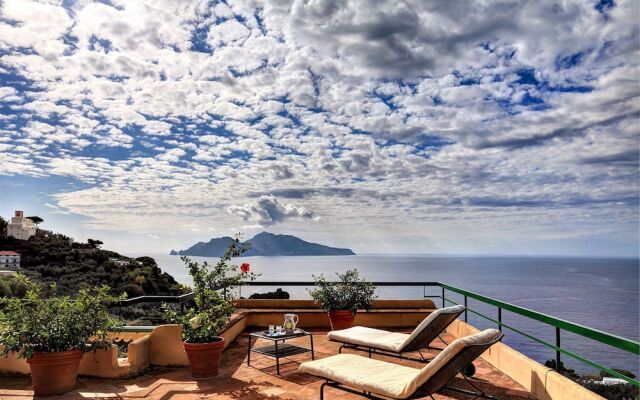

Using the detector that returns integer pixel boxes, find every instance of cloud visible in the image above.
[0,0,637,255]
[227,195,317,227]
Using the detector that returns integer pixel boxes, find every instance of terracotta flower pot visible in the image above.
[183,337,225,378]
[328,310,356,330]
[27,349,83,396]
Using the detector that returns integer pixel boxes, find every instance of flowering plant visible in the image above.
[164,234,259,343]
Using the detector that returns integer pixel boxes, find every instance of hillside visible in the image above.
[0,223,185,297]
[173,231,355,257]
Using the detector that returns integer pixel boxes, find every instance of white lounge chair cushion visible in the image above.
[300,329,501,399]
[327,305,465,353]
[299,353,420,398]
[327,326,409,352]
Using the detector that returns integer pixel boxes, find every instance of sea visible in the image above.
[136,253,640,376]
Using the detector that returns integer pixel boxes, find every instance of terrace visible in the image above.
[1,282,638,400]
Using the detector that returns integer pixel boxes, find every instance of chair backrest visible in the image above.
[408,329,503,397]
[400,305,465,352]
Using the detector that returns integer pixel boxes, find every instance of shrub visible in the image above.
[122,283,145,297]
[308,269,376,313]
[249,288,290,299]
[164,235,258,343]
[0,274,123,358]
[601,369,636,379]
[580,381,639,400]
[0,276,29,298]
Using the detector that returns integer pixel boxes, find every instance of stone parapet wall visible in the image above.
[0,300,608,400]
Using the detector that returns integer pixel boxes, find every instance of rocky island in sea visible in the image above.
[171,231,355,257]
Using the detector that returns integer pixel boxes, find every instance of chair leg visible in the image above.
[417,349,433,362]
[438,333,449,346]
[443,373,499,400]
[320,382,327,400]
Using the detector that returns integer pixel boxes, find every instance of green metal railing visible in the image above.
[436,283,639,386]
[118,280,639,386]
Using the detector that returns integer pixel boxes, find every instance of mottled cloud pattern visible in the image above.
[0,0,637,255]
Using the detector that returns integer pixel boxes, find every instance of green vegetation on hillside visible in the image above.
[545,359,639,400]
[0,217,185,298]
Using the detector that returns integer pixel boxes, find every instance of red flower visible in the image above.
[240,263,250,273]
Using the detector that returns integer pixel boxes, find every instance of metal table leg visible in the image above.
[310,333,315,360]
[275,340,280,374]
[247,335,251,366]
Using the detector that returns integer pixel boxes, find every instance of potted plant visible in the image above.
[0,274,122,395]
[308,269,376,330]
[164,235,257,378]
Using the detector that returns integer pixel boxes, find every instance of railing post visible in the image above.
[464,295,468,322]
[498,307,502,332]
[441,287,445,308]
[556,327,561,371]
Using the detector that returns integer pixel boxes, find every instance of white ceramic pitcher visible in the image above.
[283,313,299,333]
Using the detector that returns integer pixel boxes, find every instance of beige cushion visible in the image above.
[407,328,502,396]
[327,305,465,353]
[299,354,420,398]
[327,326,409,352]
[300,329,501,399]
[399,305,465,350]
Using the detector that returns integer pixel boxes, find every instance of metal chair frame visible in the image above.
[317,333,504,400]
[332,307,464,363]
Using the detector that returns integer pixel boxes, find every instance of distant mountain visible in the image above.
[172,236,235,257]
[172,232,355,257]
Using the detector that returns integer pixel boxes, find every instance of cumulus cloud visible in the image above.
[0,0,637,255]
[227,195,317,227]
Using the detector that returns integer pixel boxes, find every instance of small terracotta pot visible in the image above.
[328,310,356,330]
[183,337,225,378]
[27,349,83,396]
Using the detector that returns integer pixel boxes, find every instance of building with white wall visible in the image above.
[0,251,20,269]
[7,211,36,241]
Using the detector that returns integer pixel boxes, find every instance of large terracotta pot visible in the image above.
[27,349,83,396]
[328,310,356,330]
[183,337,225,378]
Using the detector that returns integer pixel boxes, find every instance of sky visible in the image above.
[0,0,638,257]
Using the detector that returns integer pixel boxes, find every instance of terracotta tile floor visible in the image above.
[0,330,535,400]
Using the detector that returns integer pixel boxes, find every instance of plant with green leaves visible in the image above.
[0,274,123,359]
[308,269,376,313]
[164,235,259,343]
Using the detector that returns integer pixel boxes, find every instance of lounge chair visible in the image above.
[299,329,503,400]
[328,305,465,362]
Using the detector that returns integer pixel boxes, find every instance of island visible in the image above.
[172,231,355,257]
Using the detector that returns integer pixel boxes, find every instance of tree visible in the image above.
[87,239,104,249]
[0,217,6,236]
[26,216,43,226]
